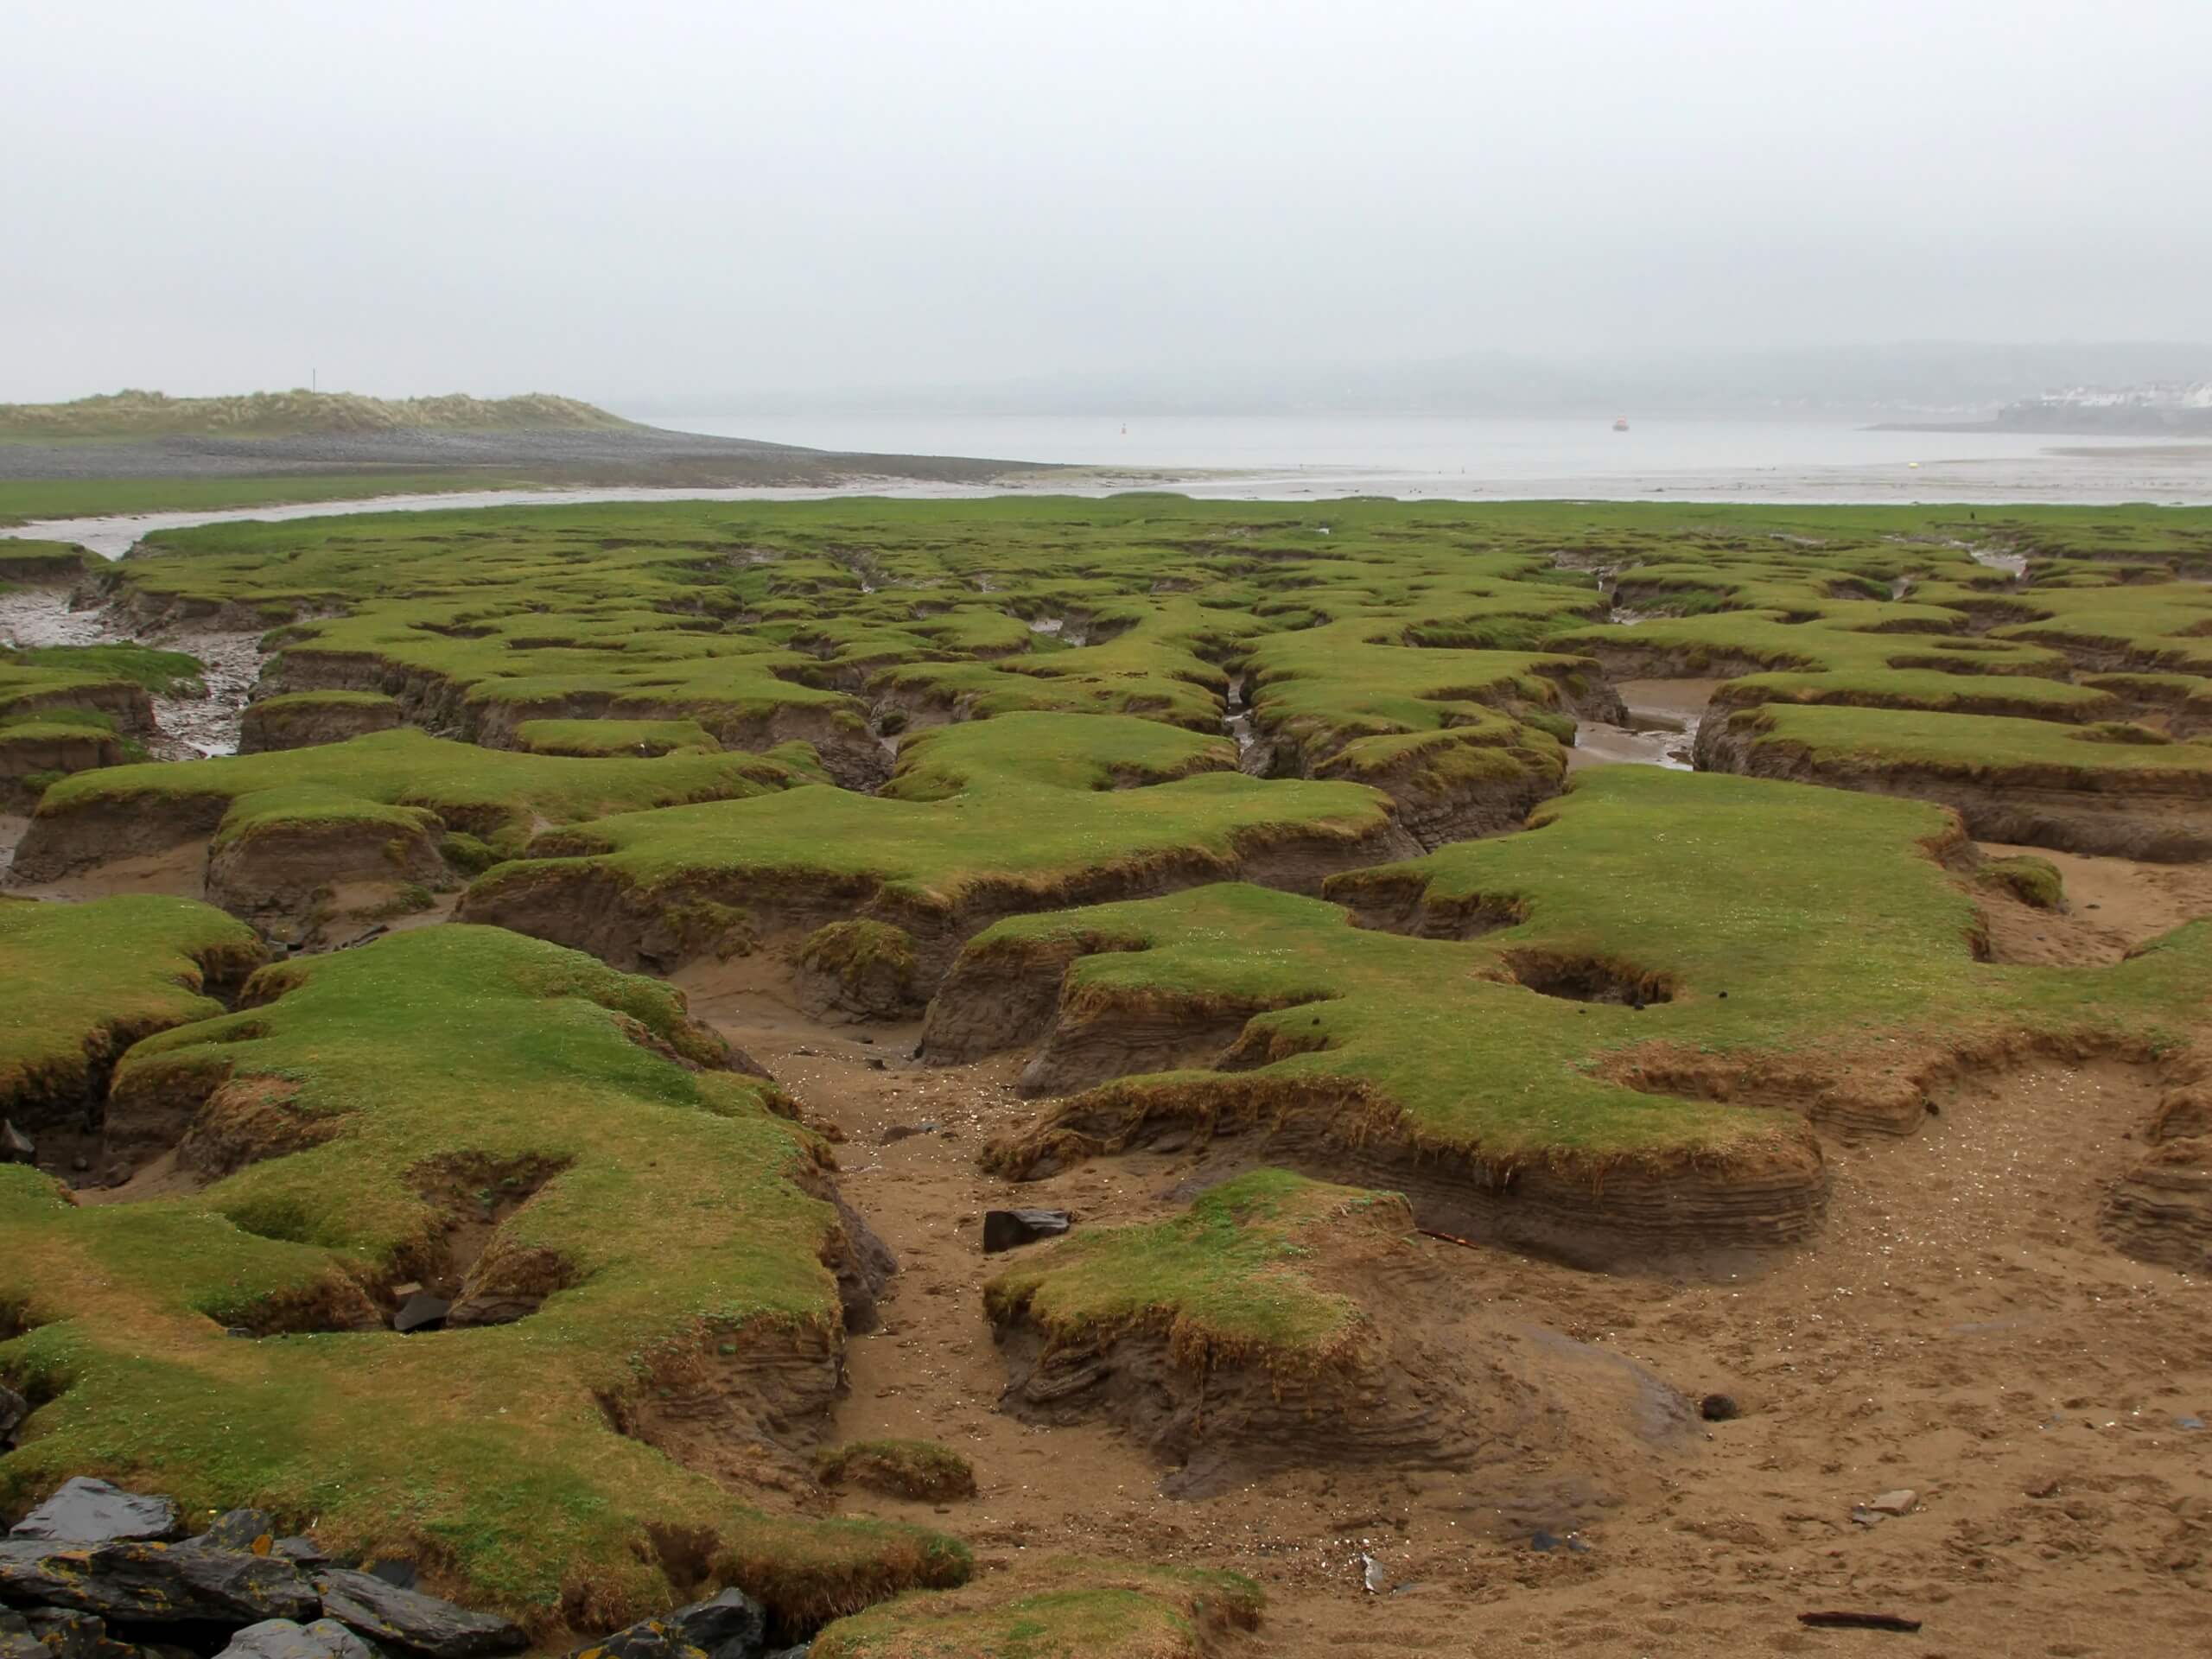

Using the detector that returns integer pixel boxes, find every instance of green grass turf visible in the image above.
[1706,702,2212,788]
[0,540,89,586]
[810,1558,1262,1659]
[27,727,811,859]
[0,896,265,1115]
[957,766,2212,1165]
[984,1169,1402,1369]
[461,712,1390,928]
[1,643,205,698]
[0,924,963,1631]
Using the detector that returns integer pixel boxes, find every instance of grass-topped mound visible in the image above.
[813,1440,976,1503]
[944,766,2212,1263]
[0,389,633,440]
[1696,702,2212,859]
[980,1168,1711,1494]
[456,711,1410,981]
[0,540,89,585]
[986,1170,1388,1375]
[236,690,403,754]
[808,1558,1262,1659]
[0,924,964,1635]
[12,728,815,938]
[0,894,264,1135]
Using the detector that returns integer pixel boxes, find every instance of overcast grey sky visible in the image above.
[5,0,2209,404]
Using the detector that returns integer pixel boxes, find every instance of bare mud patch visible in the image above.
[1977,840,2212,967]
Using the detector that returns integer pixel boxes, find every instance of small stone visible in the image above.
[982,1209,1072,1254]
[1849,1507,1885,1528]
[1866,1489,1917,1516]
[392,1294,450,1335]
[9,1478,181,1545]
[867,1058,887,1072]
[1698,1393,1740,1422]
[2177,1415,2205,1431]
[2024,1476,2062,1498]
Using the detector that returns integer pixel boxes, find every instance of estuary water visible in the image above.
[662,411,2212,505]
[4,414,2209,562]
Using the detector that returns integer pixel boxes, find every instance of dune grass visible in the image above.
[0,390,632,441]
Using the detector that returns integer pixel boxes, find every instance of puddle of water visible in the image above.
[1569,721,1693,772]
[1971,546,2030,579]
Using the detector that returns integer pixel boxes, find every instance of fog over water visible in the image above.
[5,2,2210,417]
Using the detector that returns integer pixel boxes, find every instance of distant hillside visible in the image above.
[0,389,635,440]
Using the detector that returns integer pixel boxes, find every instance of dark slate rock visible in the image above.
[0,1610,38,1659]
[271,1540,329,1568]
[23,1609,137,1659]
[9,1481,181,1546]
[390,1296,449,1336]
[191,1510,283,1555]
[566,1588,769,1659]
[312,1568,525,1659]
[0,1122,32,1166]
[363,1565,416,1592]
[566,1621,702,1659]
[667,1588,766,1659]
[219,1618,383,1659]
[0,1538,320,1624]
[982,1209,1071,1254]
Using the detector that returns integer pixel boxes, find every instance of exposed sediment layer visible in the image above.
[985,1071,1829,1270]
